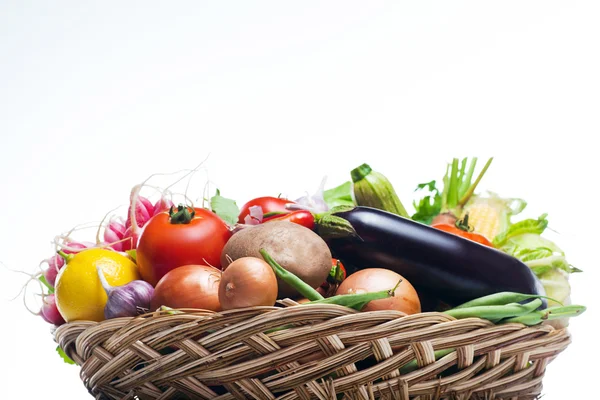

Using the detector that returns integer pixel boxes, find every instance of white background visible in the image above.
[1,1,598,399]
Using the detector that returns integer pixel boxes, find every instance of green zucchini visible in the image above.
[351,163,409,218]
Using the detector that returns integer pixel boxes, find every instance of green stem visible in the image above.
[314,210,359,240]
[446,158,460,209]
[458,158,478,199]
[169,204,196,224]
[350,163,372,183]
[327,259,345,284]
[57,251,73,263]
[440,164,450,212]
[457,158,467,192]
[38,275,54,293]
[458,157,493,207]
[455,214,472,232]
[259,248,324,301]
[263,211,288,219]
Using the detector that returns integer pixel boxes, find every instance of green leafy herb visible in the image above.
[411,157,493,224]
[411,180,442,224]
[323,181,355,209]
[56,346,75,365]
[210,189,240,225]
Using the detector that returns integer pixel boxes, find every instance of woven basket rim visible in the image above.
[53,303,571,400]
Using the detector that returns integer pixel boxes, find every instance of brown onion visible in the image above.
[150,264,222,312]
[335,268,421,314]
[430,212,457,226]
[219,257,278,310]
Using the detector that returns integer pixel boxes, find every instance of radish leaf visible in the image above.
[56,346,75,365]
[210,189,240,225]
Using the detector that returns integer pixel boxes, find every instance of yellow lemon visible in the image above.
[55,248,141,322]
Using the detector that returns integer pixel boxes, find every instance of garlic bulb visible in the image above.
[97,266,154,319]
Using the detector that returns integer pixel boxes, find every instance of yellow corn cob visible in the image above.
[460,201,504,241]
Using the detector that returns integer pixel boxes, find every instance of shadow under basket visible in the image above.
[53,303,571,400]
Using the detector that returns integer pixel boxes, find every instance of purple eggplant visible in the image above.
[318,206,546,308]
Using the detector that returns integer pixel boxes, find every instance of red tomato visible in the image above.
[237,196,294,223]
[431,223,493,247]
[263,210,315,230]
[137,206,232,286]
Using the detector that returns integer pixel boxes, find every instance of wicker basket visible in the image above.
[53,300,571,400]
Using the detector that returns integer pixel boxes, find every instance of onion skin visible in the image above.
[150,265,222,312]
[219,257,278,310]
[335,268,421,315]
[430,212,458,226]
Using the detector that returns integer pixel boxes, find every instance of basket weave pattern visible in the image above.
[54,303,571,400]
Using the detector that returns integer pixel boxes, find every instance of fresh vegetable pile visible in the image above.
[23,158,586,364]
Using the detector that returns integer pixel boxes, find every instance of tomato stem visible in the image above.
[455,214,473,232]
[169,204,196,224]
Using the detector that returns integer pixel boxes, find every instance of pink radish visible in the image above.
[40,241,91,288]
[125,195,154,229]
[41,254,65,287]
[103,218,131,251]
[60,240,93,255]
[102,194,174,251]
[153,196,174,215]
[126,188,175,249]
[40,294,66,326]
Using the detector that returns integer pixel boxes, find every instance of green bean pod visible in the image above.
[305,289,393,311]
[306,280,401,310]
[259,248,324,301]
[501,305,587,326]
[453,291,559,309]
[444,298,542,321]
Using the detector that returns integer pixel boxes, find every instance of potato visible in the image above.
[220,221,332,299]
